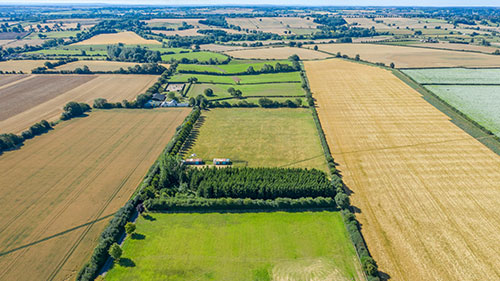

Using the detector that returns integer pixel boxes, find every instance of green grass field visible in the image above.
[187,83,305,99]
[169,72,302,84]
[162,51,229,63]
[425,85,500,136]
[104,212,362,281]
[26,30,80,39]
[402,68,500,84]
[185,108,327,171]
[177,59,293,74]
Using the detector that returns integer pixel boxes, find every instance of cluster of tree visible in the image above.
[258,97,303,108]
[197,29,228,37]
[106,44,161,63]
[313,15,347,29]
[77,109,200,281]
[60,102,91,120]
[187,167,333,200]
[188,94,209,109]
[0,133,24,154]
[198,16,228,28]
[93,98,123,109]
[20,120,52,140]
[311,27,385,40]
[0,22,25,33]
[145,196,336,211]
[227,87,242,98]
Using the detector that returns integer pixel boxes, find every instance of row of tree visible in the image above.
[33,62,167,75]
[187,167,333,200]
[145,196,336,211]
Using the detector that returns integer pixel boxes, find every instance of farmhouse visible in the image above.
[160,100,190,107]
[166,83,185,92]
[213,158,231,165]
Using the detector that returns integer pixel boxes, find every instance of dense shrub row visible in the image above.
[169,109,200,155]
[145,196,336,211]
[187,167,333,199]
[299,62,381,280]
[76,108,200,281]
[20,120,52,140]
[60,101,91,121]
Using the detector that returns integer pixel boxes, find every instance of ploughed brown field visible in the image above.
[304,59,500,281]
[0,108,190,281]
[0,74,159,133]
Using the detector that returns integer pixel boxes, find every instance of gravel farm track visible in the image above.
[0,109,190,281]
[305,59,500,281]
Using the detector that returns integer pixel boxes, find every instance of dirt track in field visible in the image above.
[0,109,190,281]
[0,74,158,133]
[305,59,500,281]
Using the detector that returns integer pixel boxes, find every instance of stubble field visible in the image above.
[0,108,190,281]
[224,47,330,60]
[310,43,500,68]
[0,74,159,133]
[0,59,55,73]
[305,59,500,281]
[72,31,161,45]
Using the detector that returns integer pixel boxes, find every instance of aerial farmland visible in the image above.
[0,3,500,281]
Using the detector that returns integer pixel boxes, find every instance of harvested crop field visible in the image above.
[185,108,327,171]
[224,47,330,60]
[409,42,499,54]
[310,43,500,68]
[305,59,500,281]
[0,74,159,133]
[226,17,318,35]
[0,60,55,73]
[104,211,363,281]
[0,108,190,281]
[72,31,161,45]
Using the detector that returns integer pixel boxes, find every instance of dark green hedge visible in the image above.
[145,196,336,211]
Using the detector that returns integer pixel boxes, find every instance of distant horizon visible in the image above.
[0,0,499,8]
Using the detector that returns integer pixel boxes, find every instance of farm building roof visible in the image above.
[152,93,166,101]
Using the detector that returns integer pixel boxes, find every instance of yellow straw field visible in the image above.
[305,59,500,281]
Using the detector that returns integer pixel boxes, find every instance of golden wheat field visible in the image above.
[310,43,500,68]
[0,60,55,73]
[224,46,330,60]
[72,31,161,45]
[0,74,159,133]
[0,108,190,281]
[305,59,500,281]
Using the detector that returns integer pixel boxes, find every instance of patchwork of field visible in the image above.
[0,109,190,281]
[187,82,305,99]
[185,108,327,171]
[224,47,330,60]
[0,59,55,73]
[305,59,500,281]
[227,16,318,35]
[402,68,500,84]
[55,60,155,72]
[177,59,293,74]
[104,211,363,281]
[161,51,228,63]
[72,31,161,45]
[0,74,159,133]
[310,43,500,68]
[169,71,301,84]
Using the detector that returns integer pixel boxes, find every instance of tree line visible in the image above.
[187,167,333,199]
[33,62,167,75]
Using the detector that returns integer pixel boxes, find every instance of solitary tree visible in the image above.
[204,88,213,97]
[390,62,395,68]
[313,45,318,51]
[109,243,122,262]
[355,54,360,61]
[125,222,136,235]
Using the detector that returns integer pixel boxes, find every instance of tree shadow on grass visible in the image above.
[142,214,156,221]
[180,115,206,157]
[131,233,145,240]
[118,258,136,267]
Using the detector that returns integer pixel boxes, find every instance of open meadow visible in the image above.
[72,31,161,45]
[161,51,228,63]
[104,211,363,281]
[310,43,500,68]
[224,47,330,60]
[0,74,159,133]
[305,59,500,281]
[187,82,305,99]
[0,108,190,281]
[177,59,293,74]
[184,108,327,171]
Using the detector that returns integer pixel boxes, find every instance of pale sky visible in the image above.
[1,0,500,7]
